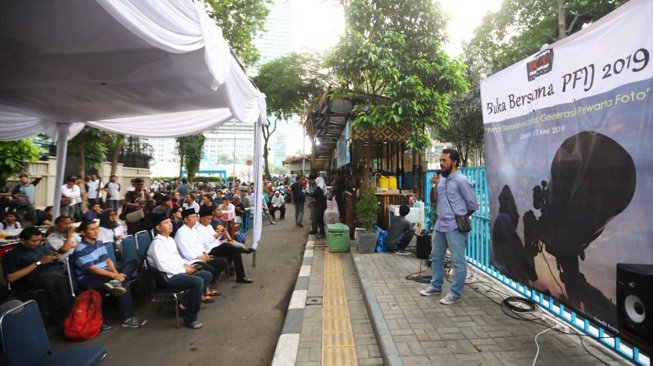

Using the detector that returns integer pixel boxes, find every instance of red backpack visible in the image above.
[64,290,103,341]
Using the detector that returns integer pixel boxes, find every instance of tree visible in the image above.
[176,134,206,183]
[464,0,628,78]
[326,0,467,152]
[434,85,484,167]
[203,0,271,66]
[104,133,125,176]
[0,140,42,187]
[68,127,109,178]
[253,52,328,178]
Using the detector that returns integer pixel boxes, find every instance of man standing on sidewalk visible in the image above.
[290,175,305,227]
[419,149,478,305]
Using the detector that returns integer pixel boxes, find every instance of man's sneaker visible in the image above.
[104,281,126,297]
[439,294,461,305]
[121,317,146,328]
[100,323,113,333]
[419,286,442,296]
[395,250,411,256]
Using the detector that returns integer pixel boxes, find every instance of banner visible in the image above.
[481,0,653,336]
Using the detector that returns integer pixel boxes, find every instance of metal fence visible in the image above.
[424,166,649,366]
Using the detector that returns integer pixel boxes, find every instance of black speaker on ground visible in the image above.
[416,235,431,260]
[617,263,653,350]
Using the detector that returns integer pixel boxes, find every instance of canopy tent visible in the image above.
[0,0,265,248]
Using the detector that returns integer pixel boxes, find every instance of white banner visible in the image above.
[481,0,653,125]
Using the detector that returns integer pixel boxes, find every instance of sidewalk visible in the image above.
[283,239,629,365]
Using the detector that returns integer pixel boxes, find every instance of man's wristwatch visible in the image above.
[35,261,42,267]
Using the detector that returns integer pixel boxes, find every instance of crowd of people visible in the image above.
[0,169,342,331]
[1,174,259,330]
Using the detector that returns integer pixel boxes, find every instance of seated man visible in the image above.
[269,191,286,220]
[232,194,246,222]
[35,206,53,226]
[45,215,80,262]
[72,219,145,328]
[174,208,225,300]
[385,205,421,255]
[3,226,73,322]
[152,195,173,217]
[182,193,200,214]
[147,213,212,329]
[84,202,103,221]
[196,206,254,284]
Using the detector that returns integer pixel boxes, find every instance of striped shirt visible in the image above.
[73,238,109,282]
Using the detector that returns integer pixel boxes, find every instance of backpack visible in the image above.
[63,290,103,341]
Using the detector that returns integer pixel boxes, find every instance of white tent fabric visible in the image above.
[0,0,265,247]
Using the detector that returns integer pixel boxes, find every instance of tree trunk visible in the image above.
[178,154,184,179]
[263,137,270,180]
[262,123,271,180]
[557,0,567,39]
[110,143,120,176]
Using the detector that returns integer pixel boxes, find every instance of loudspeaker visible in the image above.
[617,263,653,349]
[416,235,431,260]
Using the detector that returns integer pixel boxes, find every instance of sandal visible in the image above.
[186,321,204,329]
[201,296,215,303]
[207,289,222,297]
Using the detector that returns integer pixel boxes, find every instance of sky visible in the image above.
[293,0,503,57]
[281,0,504,157]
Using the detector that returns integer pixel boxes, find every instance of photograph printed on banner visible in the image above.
[484,78,653,332]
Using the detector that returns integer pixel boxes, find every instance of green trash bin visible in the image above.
[327,223,350,253]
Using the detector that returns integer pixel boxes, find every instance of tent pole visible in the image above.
[53,124,69,218]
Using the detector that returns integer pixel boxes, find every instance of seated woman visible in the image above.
[98,209,126,254]
[147,213,212,329]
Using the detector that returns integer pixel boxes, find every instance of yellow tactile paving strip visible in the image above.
[322,249,358,366]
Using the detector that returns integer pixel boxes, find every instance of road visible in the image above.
[50,204,308,366]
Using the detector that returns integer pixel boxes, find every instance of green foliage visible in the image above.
[176,134,206,182]
[355,188,379,229]
[203,0,271,66]
[327,0,467,152]
[0,140,43,186]
[253,52,329,120]
[68,127,109,173]
[464,0,628,79]
[433,84,484,167]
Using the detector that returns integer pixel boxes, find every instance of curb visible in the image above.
[350,250,403,366]
[271,238,315,366]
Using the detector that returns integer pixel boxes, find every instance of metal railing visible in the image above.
[424,166,649,366]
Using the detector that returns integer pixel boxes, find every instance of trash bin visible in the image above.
[327,223,350,253]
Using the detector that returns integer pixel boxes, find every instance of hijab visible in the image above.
[99,209,119,229]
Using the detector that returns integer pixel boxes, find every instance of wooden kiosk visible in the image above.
[305,92,427,232]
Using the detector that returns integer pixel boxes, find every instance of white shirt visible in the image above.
[61,184,81,205]
[183,201,200,214]
[220,203,235,221]
[46,230,81,261]
[271,194,285,208]
[174,224,205,263]
[196,222,225,252]
[106,182,121,201]
[87,179,100,199]
[147,234,187,279]
[98,226,124,244]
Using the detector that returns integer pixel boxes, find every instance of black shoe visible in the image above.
[237,277,254,284]
[246,248,255,254]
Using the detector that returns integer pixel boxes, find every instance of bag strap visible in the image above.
[444,178,454,214]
